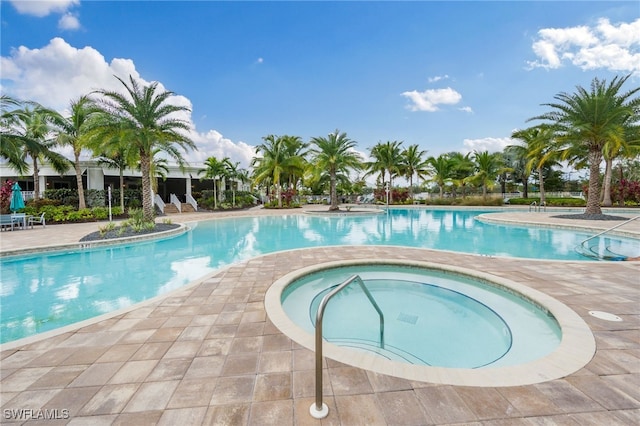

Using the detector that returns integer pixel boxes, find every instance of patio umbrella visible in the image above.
[10,182,25,212]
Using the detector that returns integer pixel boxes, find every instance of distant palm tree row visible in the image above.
[2,74,638,217]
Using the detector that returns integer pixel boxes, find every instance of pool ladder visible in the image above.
[310,274,385,419]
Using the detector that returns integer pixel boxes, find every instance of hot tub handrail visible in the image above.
[311,274,384,419]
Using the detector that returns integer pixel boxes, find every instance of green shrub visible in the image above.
[508,197,585,207]
[92,207,109,220]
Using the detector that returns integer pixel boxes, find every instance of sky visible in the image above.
[1,0,639,173]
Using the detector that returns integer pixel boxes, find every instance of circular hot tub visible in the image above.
[265,259,595,387]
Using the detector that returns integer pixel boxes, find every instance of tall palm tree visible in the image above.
[529,74,640,215]
[2,104,70,200]
[309,130,362,211]
[55,95,98,209]
[401,144,428,200]
[366,140,403,204]
[468,151,506,200]
[91,75,195,221]
[426,154,454,198]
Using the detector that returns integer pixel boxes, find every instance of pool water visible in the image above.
[1,208,637,344]
[281,264,562,368]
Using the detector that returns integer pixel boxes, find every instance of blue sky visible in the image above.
[1,1,639,171]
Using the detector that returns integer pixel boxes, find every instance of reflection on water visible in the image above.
[1,208,638,343]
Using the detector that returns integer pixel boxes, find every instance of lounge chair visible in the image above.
[28,213,46,228]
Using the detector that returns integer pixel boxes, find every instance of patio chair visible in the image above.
[28,212,46,228]
[0,214,16,231]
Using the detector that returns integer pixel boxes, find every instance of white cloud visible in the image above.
[401,87,462,112]
[461,137,512,154]
[9,0,79,17]
[458,106,473,113]
[58,12,80,30]
[528,17,640,73]
[428,75,449,83]
[1,37,256,168]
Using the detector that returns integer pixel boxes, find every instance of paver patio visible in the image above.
[1,207,638,425]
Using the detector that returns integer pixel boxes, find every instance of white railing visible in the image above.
[527,191,584,199]
[154,194,165,213]
[170,193,182,213]
[186,193,198,212]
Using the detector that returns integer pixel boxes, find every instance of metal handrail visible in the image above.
[310,275,384,419]
[579,216,640,252]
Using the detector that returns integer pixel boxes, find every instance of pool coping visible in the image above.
[265,258,597,387]
[0,224,189,258]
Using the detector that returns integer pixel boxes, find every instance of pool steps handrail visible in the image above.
[311,274,384,419]
[576,215,639,260]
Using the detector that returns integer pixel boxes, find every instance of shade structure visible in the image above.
[10,182,25,212]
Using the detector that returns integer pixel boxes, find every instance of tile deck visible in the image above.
[1,206,639,425]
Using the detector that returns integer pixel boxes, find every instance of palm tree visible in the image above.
[510,125,559,205]
[529,74,640,215]
[0,95,31,173]
[2,104,70,200]
[468,150,506,200]
[252,135,306,208]
[95,145,136,211]
[91,75,195,221]
[426,154,454,198]
[280,135,309,193]
[199,156,228,210]
[401,144,428,200]
[309,130,363,211]
[600,116,640,206]
[366,140,403,204]
[448,152,475,198]
[55,96,98,209]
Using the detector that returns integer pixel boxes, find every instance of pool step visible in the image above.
[329,338,429,365]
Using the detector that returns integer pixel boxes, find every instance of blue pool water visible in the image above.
[281,264,562,368]
[1,208,638,343]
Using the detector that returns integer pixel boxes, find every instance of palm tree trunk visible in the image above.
[618,164,625,207]
[538,168,545,205]
[140,152,155,221]
[119,171,125,211]
[602,158,613,207]
[32,158,40,201]
[213,179,218,209]
[585,149,603,215]
[329,169,339,211]
[74,151,86,210]
[276,183,282,208]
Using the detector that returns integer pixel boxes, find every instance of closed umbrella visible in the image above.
[10,182,25,213]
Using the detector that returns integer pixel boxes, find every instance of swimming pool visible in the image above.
[0,208,637,344]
